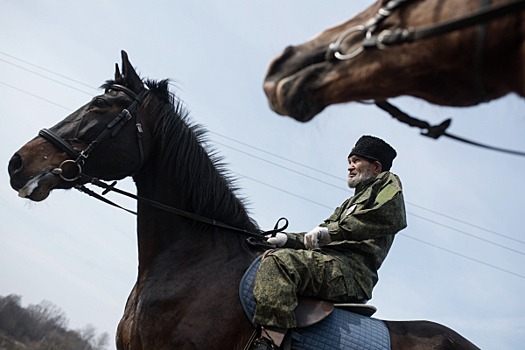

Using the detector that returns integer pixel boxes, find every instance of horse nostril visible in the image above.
[8,153,24,176]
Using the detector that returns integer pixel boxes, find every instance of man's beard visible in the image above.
[347,166,375,188]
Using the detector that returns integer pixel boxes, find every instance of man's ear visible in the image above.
[372,161,383,175]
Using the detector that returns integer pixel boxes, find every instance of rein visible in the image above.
[75,176,288,244]
[38,84,285,246]
[375,100,525,156]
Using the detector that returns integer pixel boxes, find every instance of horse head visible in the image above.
[263,0,525,122]
[8,51,153,201]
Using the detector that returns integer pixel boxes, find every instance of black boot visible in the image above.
[249,336,279,350]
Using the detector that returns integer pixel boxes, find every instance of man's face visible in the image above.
[347,155,379,188]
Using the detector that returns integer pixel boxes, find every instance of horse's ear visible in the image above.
[120,50,143,93]
[114,63,123,82]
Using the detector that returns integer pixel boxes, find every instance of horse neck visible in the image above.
[132,114,258,273]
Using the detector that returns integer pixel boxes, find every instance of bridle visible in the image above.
[38,84,285,245]
[326,0,525,157]
[326,0,525,61]
[39,84,148,182]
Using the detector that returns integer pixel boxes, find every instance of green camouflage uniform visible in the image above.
[253,171,407,328]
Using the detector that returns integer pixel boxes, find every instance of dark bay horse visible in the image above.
[8,51,480,349]
[263,0,525,122]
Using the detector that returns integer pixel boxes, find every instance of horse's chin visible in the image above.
[264,67,327,122]
[17,173,61,202]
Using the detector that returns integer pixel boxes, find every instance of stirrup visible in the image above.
[250,336,279,350]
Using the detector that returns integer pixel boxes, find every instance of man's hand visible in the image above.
[304,227,331,249]
[267,233,287,247]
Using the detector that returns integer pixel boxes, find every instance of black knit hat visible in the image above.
[348,135,397,171]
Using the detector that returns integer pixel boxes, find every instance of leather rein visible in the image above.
[38,84,285,245]
[326,0,525,157]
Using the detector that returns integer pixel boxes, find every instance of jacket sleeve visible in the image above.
[282,232,307,249]
[323,178,407,242]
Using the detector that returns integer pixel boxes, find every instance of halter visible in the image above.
[39,84,148,182]
[326,0,525,61]
[326,0,525,157]
[326,0,409,61]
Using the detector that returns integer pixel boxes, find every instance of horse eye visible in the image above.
[92,98,109,108]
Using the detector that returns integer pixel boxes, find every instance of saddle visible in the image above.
[293,297,377,327]
[239,256,390,350]
[241,255,376,327]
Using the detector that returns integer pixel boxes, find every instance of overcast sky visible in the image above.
[1,1,524,349]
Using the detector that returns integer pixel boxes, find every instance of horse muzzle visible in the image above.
[8,151,70,201]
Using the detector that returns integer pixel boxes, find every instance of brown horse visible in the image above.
[8,51,480,349]
[263,0,525,122]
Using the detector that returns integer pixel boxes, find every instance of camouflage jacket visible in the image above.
[284,171,407,300]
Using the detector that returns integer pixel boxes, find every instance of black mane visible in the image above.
[126,79,260,233]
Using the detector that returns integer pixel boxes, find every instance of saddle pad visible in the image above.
[239,255,391,350]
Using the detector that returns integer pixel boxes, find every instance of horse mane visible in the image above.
[103,78,260,233]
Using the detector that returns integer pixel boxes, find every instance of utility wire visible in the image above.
[1,70,521,253]
[215,138,525,256]
[409,213,525,256]
[2,74,522,256]
[0,51,98,91]
[237,172,333,210]
[212,131,525,246]
[238,173,525,279]
[0,57,96,96]
[0,82,72,111]
[1,53,523,269]
[401,234,525,279]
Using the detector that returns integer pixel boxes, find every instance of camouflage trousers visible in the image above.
[252,248,365,328]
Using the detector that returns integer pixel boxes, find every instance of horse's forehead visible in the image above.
[49,103,89,134]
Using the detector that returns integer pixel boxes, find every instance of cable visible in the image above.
[2,53,523,273]
[0,75,521,252]
[0,57,96,96]
[401,234,525,279]
[0,51,98,91]
[236,172,333,210]
[239,173,525,280]
[408,202,525,245]
[0,82,72,111]
[210,130,339,179]
[409,213,525,256]
[211,130,525,246]
[214,140,346,191]
[215,139,525,255]
[3,75,522,257]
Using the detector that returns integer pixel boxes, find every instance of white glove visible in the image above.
[267,232,287,247]
[304,227,331,249]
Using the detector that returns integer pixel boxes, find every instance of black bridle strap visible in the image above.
[39,86,148,181]
[39,84,285,244]
[39,128,80,159]
[75,177,287,242]
[375,100,525,157]
[363,0,525,48]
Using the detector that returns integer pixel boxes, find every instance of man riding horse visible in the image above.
[249,135,408,349]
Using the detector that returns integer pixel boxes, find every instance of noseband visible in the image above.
[39,84,148,182]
